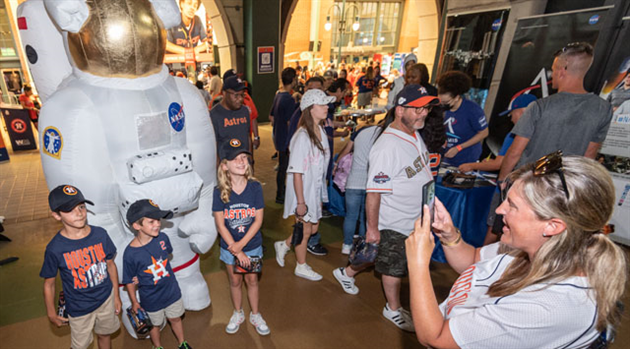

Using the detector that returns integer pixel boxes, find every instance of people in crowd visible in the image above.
[19,85,39,129]
[288,76,325,143]
[406,155,627,349]
[387,53,417,109]
[416,63,437,96]
[123,200,193,349]
[332,85,439,333]
[213,141,269,336]
[210,76,251,158]
[607,72,630,111]
[270,67,299,204]
[195,81,212,108]
[418,94,447,177]
[356,67,375,109]
[438,71,489,167]
[274,89,334,281]
[498,42,612,182]
[219,70,261,154]
[40,185,121,349]
[208,66,223,99]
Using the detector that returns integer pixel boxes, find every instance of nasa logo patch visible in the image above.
[589,15,600,25]
[63,185,78,196]
[491,18,502,31]
[168,102,185,132]
[43,126,63,160]
[373,172,391,184]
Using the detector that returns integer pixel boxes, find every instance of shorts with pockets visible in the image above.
[375,229,409,277]
[146,297,185,327]
[68,289,120,349]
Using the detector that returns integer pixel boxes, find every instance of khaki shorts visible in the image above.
[147,297,185,327]
[68,290,120,349]
[375,229,409,277]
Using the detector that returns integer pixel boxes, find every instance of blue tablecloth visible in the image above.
[431,178,496,263]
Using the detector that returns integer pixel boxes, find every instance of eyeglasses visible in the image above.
[554,42,593,57]
[403,105,432,114]
[533,150,570,199]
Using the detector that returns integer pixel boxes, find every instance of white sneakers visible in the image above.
[249,312,270,336]
[382,303,415,332]
[226,310,270,336]
[274,240,290,267]
[225,309,245,334]
[341,244,352,255]
[294,263,323,281]
[333,267,359,295]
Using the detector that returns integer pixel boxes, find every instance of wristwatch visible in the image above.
[253,136,260,141]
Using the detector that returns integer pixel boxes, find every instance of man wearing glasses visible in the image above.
[498,42,613,183]
[210,76,251,153]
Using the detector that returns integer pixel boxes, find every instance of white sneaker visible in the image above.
[333,267,359,295]
[274,241,290,267]
[226,309,245,334]
[249,312,270,336]
[294,263,323,281]
[341,244,352,255]
[382,303,415,332]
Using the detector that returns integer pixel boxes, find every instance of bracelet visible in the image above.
[440,229,462,247]
[456,145,463,152]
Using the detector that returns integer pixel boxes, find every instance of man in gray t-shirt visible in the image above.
[210,76,250,153]
[499,42,613,181]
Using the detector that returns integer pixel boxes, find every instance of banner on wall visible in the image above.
[487,8,607,154]
[257,46,275,74]
[1,107,37,151]
[164,1,213,64]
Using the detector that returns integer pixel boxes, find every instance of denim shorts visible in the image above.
[220,245,264,265]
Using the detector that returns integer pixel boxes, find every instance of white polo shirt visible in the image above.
[366,126,432,235]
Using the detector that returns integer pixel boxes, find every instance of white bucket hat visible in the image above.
[300,89,336,111]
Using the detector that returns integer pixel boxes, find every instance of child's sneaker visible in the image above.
[226,309,245,334]
[382,303,415,332]
[249,312,270,336]
[294,263,322,281]
[274,241,290,267]
[333,267,359,295]
[178,341,193,349]
[341,243,352,255]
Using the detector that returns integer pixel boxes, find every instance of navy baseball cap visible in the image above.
[219,138,251,161]
[395,84,440,108]
[499,94,537,116]
[223,76,246,92]
[222,69,237,80]
[126,199,173,226]
[49,185,94,212]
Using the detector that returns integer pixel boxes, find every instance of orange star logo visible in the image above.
[143,256,170,284]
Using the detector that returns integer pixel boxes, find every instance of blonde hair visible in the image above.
[217,158,256,203]
[488,156,627,331]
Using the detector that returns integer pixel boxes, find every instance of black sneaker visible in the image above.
[275,197,284,204]
[321,209,333,218]
[307,243,328,256]
[178,341,193,349]
[271,152,278,159]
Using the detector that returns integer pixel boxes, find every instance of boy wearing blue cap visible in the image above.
[40,184,121,349]
[122,199,192,349]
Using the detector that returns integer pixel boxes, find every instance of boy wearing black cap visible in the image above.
[122,199,192,349]
[40,184,121,349]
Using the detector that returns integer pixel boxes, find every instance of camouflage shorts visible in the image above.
[375,229,409,277]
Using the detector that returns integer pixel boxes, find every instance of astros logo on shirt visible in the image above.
[144,256,170,284]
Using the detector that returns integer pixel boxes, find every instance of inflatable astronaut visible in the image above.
[18,0,217,337]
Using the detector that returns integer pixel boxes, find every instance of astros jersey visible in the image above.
[366,126,432,235]
[122,233,181,312]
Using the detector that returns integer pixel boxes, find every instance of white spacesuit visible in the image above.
[18,0,217,338]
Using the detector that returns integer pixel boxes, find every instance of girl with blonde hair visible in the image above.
[406,153,627,348]
[212,140,269,336]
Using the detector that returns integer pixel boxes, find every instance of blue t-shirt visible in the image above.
[443,98,488,166]
[212,181,265,251]
[271,91,298,152]
[122,233,181,312]
[357,75,375,93]
[499,132,515,156]
[39,226,116,317]
[287,107,302,144]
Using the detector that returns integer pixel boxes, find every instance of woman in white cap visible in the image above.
[274,89,334,281]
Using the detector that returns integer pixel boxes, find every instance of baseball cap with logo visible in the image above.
[300,89,336,111]
[395,84,440,108]
[48,185,94,212]
[219,138,251,161]
[222,69,237,80]
[498,94,537,116]
[126,199,173,226]
[223,76,246,92]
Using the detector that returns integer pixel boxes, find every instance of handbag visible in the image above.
[291,221,304,246]
[234,256,262,274]
[348,237,378,268]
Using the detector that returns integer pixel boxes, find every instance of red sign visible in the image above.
[11,119,27,133]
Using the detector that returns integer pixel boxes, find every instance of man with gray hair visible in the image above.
[498,42,612,182]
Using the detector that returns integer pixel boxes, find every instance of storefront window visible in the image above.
[0,6,18,58]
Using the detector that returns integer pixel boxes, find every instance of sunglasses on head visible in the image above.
[501,150,570,202]
[554,42,593,57]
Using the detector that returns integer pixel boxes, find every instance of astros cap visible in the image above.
[48,185,94,212]
[219,138,251,161]
[395,84,440,108]
[126,199,173,226]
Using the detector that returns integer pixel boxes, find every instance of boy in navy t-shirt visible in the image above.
[122,199,192,349]
[40,185,121,349]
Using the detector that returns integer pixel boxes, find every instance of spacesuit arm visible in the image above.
[148,0,182,29]
[43,0,89,33]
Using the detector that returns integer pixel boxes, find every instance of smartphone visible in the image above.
[422,180,435,224]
